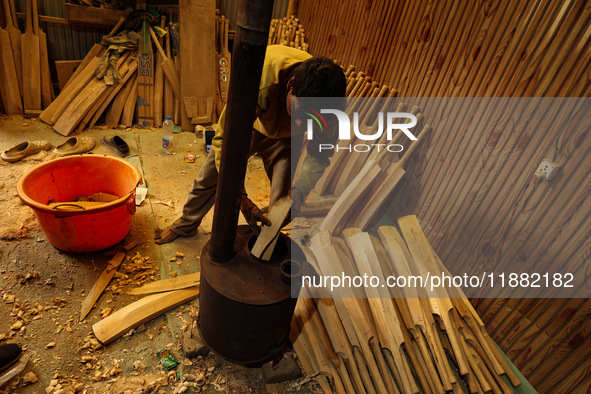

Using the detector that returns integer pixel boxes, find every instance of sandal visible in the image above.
[1,141,53,163]
[53,137,96,156]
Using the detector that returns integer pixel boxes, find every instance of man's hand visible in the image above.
[240,194,271,234]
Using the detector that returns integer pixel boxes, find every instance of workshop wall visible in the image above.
[12,0,108,61]
[297,0,591,391]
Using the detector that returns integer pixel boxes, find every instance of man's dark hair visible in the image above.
[292,57,346,98]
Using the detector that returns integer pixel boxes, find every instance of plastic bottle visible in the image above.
[162,116,174,153]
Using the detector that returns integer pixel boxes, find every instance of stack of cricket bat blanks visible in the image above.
[291,215,523,393]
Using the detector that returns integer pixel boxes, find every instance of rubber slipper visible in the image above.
[53,136,96,156]
[0,343,22,374]
[103,136,130,157]
[1,141,53,163]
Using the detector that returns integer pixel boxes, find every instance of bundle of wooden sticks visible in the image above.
[268,15,308,52]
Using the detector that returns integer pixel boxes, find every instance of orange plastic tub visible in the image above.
[17,155,142,253]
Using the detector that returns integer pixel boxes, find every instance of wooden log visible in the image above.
[93,287,199,344]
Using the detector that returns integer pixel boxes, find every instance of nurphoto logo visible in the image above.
[305,108,418,153]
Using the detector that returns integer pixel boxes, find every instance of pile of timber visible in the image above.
[38,15,181,135]
[292,215,522,393]
[268,15,308,52]
[0,0,53,116]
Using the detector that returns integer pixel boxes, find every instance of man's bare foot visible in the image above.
[154,227,181,244]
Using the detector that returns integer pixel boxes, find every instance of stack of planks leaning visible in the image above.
[38,15,182,135]
[0,0,53,116]
[291,215,523,393]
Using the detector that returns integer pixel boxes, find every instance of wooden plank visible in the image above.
[93,287,199,344]
[88,58,138,128]
[179,0,216,130]
[80,252,125,320]
[152,43,163,126]
[148,27,180,99]
[20,0,40,111]
[40,18,124,124]
[319,160,381,234]
[250,197,291,260]
[120,76,137,127]
[53,52,129,135]
[5,0,22,97]
[163,28,173,122]
[104,72,136,128]
[128,272,200,295]
[219,17,230,107]
[15,12,67,25]
[137,20,154,128]
[0,25,22,114]
[64,17,124,91]
[35,0,53,108]
[346,232,420,394]
[398,215,470,377]
[64,3,130,27]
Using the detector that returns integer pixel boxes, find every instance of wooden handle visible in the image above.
[7,0,17,26]
[149,25,167,58]
[224,18,230,52]
[3,0,12,26]
[32,0,38,34]
[165,27,171,57]
[107,17,126,37]
[25,0,32,32]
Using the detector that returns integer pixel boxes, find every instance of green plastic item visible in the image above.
[157,349,179,370]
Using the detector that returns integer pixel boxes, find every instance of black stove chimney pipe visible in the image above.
[209,0,275,263]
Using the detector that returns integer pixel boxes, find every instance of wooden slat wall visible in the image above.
[297,0,591,391]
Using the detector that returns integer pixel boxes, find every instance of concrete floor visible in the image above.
[0,116,310,393]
